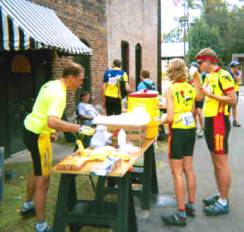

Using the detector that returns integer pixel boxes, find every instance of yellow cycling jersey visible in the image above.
[170,82,196,129]
[203,67,235,118]
[103,67,128,99]
[24,80,66,134]
[235,82,240,92]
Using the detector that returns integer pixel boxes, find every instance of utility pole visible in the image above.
[179,0,189,60]
[157,0,162,93]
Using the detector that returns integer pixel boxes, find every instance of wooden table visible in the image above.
[52,139,158,232]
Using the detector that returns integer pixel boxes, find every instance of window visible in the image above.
[121,41,129,75]
[135,43,142,87]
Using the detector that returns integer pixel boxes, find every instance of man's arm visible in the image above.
[125,82,132,93]
[202,72,236,105]
[202,89,236,105]
[48,116,80,132]
[79,114,93,120]
[123,72,133,93]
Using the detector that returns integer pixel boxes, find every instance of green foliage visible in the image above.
[187,18,224,63]
[187,0,244,65]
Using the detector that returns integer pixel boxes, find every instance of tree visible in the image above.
[163,28,183,43]
[187,0,244,64]
[187,18,224,63]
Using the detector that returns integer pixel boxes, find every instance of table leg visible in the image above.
[151,146,159,194]
[95,176,106,202]
[129,186,138,232]
[116,173,131,232]
[141,144,154,209]
[53,174,77,232]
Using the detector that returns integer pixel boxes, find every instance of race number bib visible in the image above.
[108,77,118,85]
[181,112,194,126]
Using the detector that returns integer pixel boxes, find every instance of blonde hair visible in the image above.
[167,58,188,82]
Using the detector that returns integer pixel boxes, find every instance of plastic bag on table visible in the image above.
[90,125,112,148]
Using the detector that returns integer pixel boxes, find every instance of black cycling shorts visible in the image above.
[168,128,196,160]
[23,127,52,176]
[195,101,204,109]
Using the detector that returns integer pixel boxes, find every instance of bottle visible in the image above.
[118,129,126,150]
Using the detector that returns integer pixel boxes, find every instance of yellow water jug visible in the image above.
[128,91,160,139]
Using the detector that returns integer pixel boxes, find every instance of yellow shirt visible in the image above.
[171,82,196,129]
[235,82,240,92]
[229,69,241,92]
[203,68,235,118]
[24,80,66,134]
[234,75,241,92]
[103,67,128,99]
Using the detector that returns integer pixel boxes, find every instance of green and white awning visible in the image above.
[0,0,92,55]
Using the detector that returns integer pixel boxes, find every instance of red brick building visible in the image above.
[0,0,108,156]
[0,0,160,156]
[33,0,108,118]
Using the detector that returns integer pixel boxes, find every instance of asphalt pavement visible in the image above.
[138,87,244,232]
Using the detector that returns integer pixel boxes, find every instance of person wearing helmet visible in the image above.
[229,61,241,127]
[193,48,236,216]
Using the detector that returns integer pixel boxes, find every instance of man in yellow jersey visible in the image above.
[161,59,197,226]
[20,63,85,232]
[228,61,241,127]
[193,48,236,216]
[102,59,131,115]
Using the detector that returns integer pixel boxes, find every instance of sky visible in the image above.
[161,0,243,33]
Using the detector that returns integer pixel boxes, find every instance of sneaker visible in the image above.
[233,120,241,127]
[197,128,204,138]
[202,195,219,206]
[161,213,186,226]
[35,225,52,232]
[203,201,230,216]
[20,206,36,218]
[186,204,196,217]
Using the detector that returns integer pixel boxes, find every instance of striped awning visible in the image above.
[0,0,92,55]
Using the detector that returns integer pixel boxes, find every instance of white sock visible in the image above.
[36,221,48,231]
[23,200,34,209]
[218,198,228,206]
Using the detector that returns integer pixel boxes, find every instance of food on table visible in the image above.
[56,156,88,171]
[76,140,89,157]
[56,145,131,172]
[89,146,117,161]
[109,151,130,161]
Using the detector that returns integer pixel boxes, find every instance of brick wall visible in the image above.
[33,0,108,118]
[106,0,158,90]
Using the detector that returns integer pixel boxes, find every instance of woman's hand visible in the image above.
[193,71,201,87]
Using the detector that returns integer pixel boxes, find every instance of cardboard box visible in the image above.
[107,125,146,148]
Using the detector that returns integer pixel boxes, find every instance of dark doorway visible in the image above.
[74,40,91,105]
[0,50,51,157]
[135,43,142,87]
[74,55,91,105]
[121,41,130,75]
